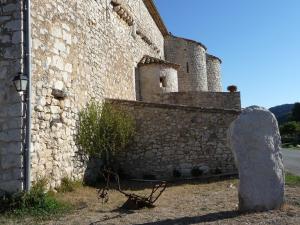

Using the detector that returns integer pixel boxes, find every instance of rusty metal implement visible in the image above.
[97,170,167,210]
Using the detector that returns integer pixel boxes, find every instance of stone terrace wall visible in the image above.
[109,99,240,179]
[153,92,241,110]
[0,0,23,193]
[29,0,165,187]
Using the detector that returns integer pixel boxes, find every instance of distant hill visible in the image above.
[269,104,294,124]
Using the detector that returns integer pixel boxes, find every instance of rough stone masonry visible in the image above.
[0,0,241,192]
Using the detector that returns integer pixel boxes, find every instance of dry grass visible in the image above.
[1,179,300,225]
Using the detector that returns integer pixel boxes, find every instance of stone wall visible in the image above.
[206,54,222,92]
[109,99,240,179]
[153,92,241,110]
[164,35,208,92]
[0,0,23,193]
[29,0,165,187]
[139,64,178,102]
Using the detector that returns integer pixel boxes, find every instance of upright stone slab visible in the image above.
[229,106,284,212]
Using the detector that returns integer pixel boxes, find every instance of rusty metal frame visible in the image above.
[97,169,167,208]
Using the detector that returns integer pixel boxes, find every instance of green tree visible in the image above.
[292,102,300,122]
[77,101,135,167]
[280,121,299,136]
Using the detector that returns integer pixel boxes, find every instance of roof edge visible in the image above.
[143,0,169,37]
[206,53,222,64]
[167,34,208,51]
[138,55,180,70]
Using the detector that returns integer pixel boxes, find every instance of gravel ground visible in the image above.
[3,179,300,225]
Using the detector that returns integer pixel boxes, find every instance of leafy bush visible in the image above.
[0,179,71,218]
[292,103,300,122]
[56,177,82,193]
[77,101,135,167]
[280,121,300,145]
[280,121,300,136]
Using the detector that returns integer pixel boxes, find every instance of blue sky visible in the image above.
[154,0,300,108]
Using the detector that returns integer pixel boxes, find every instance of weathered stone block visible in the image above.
[229,106,284,212]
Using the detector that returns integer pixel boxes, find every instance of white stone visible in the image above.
[61,23,71,31]
[50,106,61,114]
[54,40,66,52]
[40,28,48,35]
[43,57,51,69]
[52,55,64,71]
[35,105,44,112]
[64,63,73,73]
[52,26,62,38]
[53,80,64,91]
[62,30,72,45]
[37,97,46,106]
[33,38,42,50]
[228,106,284,212]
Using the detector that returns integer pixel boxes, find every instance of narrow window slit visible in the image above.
[186,62,189,73]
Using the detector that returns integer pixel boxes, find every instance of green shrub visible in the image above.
[77,101,135,167]
[0,179,72,218]
[292,103,300,122]
[280,121,300,136]
[56,177,82,193]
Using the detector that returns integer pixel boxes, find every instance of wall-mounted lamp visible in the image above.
[13,72,28,93]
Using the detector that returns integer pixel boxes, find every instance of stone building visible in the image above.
[0,0,241,192]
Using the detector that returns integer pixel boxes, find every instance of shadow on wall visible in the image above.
[74,151,103,186]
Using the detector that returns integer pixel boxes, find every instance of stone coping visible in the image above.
[159,91,240,95]
[110,0,168,36]
[138,55,180,70]
[206,53,222,64]
[106,99,241,114]
[168,35,208,51]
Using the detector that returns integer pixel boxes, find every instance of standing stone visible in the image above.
[228,106,284,212]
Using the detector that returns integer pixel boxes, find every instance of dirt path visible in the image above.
[4,180,300,225]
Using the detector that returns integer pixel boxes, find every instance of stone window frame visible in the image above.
[160,76,167,88]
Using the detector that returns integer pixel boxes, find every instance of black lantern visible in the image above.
[13,73,28,93]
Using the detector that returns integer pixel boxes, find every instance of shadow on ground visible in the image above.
[89,210,240,225]
[133,210,240,225]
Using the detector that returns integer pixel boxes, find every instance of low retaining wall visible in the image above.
[108,99,240,179]
[153,92,241,110]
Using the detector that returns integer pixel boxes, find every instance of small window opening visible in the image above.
[160,76,167,88]
[186,62,189,73]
